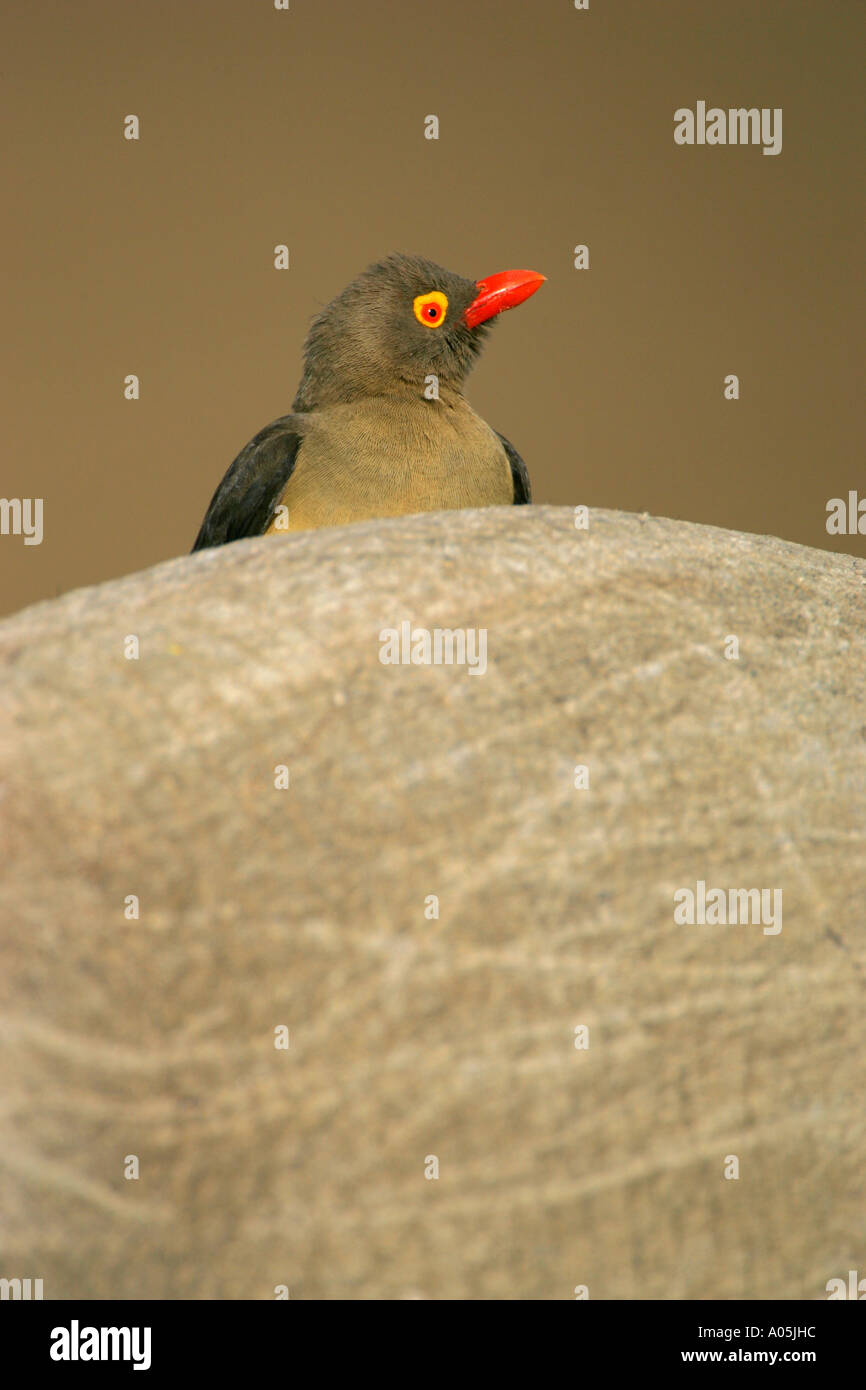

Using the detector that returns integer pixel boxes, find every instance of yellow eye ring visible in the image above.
[413,291,448,328]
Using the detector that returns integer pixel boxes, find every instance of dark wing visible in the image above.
[191,414,305,552]
[495,430,531,505]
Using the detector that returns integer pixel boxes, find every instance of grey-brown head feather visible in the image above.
[292,252,493,410]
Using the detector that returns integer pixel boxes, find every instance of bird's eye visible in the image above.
[413,291,448,328]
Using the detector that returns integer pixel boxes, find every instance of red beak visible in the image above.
[464,268,546,329]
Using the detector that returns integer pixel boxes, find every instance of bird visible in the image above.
[191,252,546,551]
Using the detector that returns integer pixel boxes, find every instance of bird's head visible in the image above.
[293,252,546,409]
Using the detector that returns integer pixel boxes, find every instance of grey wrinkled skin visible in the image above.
[0,507,864,1299]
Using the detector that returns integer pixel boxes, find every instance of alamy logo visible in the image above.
[0,1276,43,1299]
[674,880,782,935]
[674,102,782,156]
[379,620,487,676]
[826,1270,866,1299]
[826,491,866,535]
[0,497,43,545]
[50,1320,152,1371]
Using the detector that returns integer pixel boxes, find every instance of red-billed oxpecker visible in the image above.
[191,253,546,549]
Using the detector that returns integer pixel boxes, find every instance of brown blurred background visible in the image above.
[1,0,863,618]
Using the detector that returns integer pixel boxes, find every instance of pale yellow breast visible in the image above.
[265,398,513,533]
